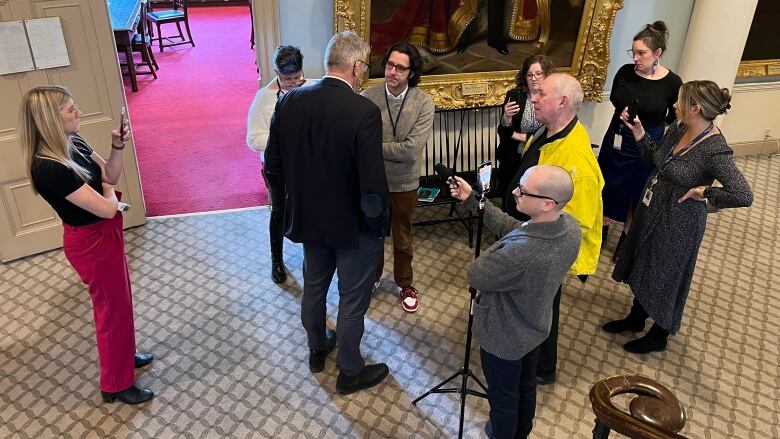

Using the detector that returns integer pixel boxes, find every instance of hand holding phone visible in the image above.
[626,97,639,124]
[119,106,127,141]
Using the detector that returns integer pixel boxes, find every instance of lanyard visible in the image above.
[650,123,714,187]
[384,90,408,138]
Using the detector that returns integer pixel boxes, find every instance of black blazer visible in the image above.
[264,77,389,249]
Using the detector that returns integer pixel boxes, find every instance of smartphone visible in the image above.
[507,89,521,104]
[477,161,492,194]
[119,106,127,140]
[626,97,639,124]
[434,162,458,187]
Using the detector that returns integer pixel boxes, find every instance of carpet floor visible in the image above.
[1,154,778,438]
[124,5,266,216]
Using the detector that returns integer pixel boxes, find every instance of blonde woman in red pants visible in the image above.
[20,86,153,405]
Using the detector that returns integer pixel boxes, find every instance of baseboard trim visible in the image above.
[731,138,780,156]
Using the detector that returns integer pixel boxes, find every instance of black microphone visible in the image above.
[434,162,458,186]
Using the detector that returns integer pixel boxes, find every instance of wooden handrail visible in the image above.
[589,374,687,439]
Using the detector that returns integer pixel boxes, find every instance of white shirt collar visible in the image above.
[385,83,409,101]
[323,75,354,90]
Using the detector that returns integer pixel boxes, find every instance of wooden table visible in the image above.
[108,0,142,91]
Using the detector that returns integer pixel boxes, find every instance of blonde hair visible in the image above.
[676,80,732,124]
[20,86,91,193]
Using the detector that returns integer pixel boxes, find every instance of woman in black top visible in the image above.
[602,80,752,354]
[21,86,154,405]
[496,54,555,203]
[598,21,682,259]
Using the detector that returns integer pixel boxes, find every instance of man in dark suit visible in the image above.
[264,31,390,395]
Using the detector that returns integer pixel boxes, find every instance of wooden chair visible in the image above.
[117,0,158,90]
[147,0,194,52]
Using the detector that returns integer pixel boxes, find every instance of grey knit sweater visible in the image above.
[465,197,581,361]
[361,85,435,192]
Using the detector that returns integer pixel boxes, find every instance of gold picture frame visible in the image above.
[737,60,780,79]
[335,0,624,109]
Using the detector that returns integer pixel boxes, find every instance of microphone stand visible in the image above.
[412,190,489,439]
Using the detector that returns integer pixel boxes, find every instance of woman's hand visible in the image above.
[619,106,645,141]
[502,100,521,126]
[678,186,707,203]
[110,119,130,148]
[449,176,472,201]
[511,131,527,142]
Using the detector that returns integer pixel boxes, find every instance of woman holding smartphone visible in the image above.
[598,21,682,260]
[21,86,154,405]
[496,54,555,202]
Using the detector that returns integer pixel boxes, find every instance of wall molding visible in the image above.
[732,81,780,93]
[731,138,780,156]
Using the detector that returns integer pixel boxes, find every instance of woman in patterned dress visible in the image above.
[602,80,753,354]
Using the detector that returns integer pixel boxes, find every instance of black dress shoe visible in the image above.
[536,372,556,385]
[336,363,389,395]
[101,385,154,404]
[309,329,336,373]
[134,353,154,369]
[602,317,645,334]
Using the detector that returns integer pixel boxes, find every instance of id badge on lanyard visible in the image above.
[642,177,656,206]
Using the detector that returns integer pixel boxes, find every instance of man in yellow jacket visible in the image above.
[500,73,604,384]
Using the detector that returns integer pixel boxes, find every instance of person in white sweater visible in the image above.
[246,46,310,284]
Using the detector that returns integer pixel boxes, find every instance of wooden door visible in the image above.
[0,0,145,262]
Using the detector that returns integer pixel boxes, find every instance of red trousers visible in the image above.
[63,211,136,392]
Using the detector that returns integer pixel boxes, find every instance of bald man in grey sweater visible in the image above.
[450,165,581,439]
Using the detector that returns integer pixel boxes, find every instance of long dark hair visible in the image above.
[515,55,555,92]
[381,42,423,87]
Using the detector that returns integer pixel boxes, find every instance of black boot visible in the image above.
[623,323,669,354]
[101,385,154,404]
[271,241,287,284]
[602,299,647,333]
[611,231,627,263]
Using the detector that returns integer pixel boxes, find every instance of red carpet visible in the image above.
[125,6,267,216]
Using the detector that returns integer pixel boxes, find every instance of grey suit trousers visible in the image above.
[301,231,383,376]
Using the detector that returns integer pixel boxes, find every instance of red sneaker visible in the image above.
[398,286,419,313]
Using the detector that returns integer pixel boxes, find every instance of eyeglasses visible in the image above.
[355,60,369,74]
[626,49,649,57]
[516,184,560,204]
[526,72,545,79]
[385,61,410,73]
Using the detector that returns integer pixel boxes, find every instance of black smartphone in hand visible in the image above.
[627,97,639,124]
[434,162,458,187]
[119,106,127,139]
[507,89,521,104]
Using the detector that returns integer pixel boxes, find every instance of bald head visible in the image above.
[524,165,574,210]
[546,73,584,114]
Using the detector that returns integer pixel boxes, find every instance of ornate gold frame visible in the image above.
[737,60,780,79]
[334,0,623,109]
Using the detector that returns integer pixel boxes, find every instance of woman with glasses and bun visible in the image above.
[247,45,310,284]
[598,21,682,260]
[603,80,752,354]
[496,54,555,203]
[20,86,154,405]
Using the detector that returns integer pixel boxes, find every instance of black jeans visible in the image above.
[262,168,285,249]
[536,284,562,377]
[481,347,541,439]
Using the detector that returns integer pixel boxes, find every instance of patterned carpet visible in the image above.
[1,154,778,438]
